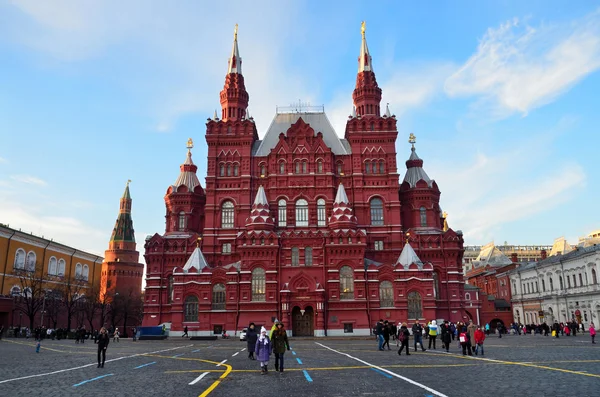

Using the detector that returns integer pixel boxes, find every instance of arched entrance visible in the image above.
[490,318,504,331]
[292,306,314,337]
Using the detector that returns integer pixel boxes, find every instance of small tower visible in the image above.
[245,185,275,231]
[352,21,382,117]
[328,182,358,230]
[101,181,144,300]
[220,24,249,121]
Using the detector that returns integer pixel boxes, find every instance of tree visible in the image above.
[114,288,144,337]
[83,288,111,333]
[59,273,87,331]
[44,290,63,329]
[14,266,47,330]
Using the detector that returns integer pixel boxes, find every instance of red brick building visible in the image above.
[142,25,466,336]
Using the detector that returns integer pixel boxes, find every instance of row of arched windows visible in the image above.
[14,249,90,280]
[364,160,385,174]
[13,249,36,271]
[219,163,240,177]
[517,269,598,295]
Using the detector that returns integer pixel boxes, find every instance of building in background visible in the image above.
[464,243,553,268]
[142,24,467,337]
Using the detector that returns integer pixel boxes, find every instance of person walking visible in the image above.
[590,323,596,344]
[255,326,272,375]
[382,321,391,350]
[485,323,490,336]
[269,319,279,340]
[97,327,110,368]
[440,320,452,352]
[459,326,472,356]
[474,326,486,356]
[272,322,290,373]
[467,321,477,349]
[376,320,384,351]
[397,322,411,356]
[132,327,137,342]
[246,323,258,359]
[113,328,120,342]
[428,320,438,350]
[182,326,188,338]
[411,320,426,352]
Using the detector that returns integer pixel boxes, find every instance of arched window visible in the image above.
[26,251,36,272]
[291,247,299,266]
[379,161,385,174]
[10,285,21,297]
[370,198,384,226]
[567,276,571,288]
[48,257,57,275]
[317,198,326,227]
[57,259,66,276]
[279,162,285,174]
[178,211,186,231]
[340,266,354,300]
[549,276,554,290]
[559,276,564,290]
[372,162,377,174]
[379,281,394,307]
[541,279,546,292]
[592,269,598,285]
[75,263,83,278]
[252,268,265,301]
[14,248,25,269]
[233,164,239,176]
[219,164,225,176]
[227,164,232,177]
[365,161,370,174]
[407,291,422,319]
[278,199,287,227]
[302,161,307,174]
[317,160,323,173]
[420,206,427,227]
[579,273,583,287]
[573,274,577,287]
[337,162,343,175]
[212,283,226,310]
[260,164,266,177]
[295,199,308,227]
[295,162,300,174]
[82,264,89,281]
[184,295,199,322]
[305,247,313,266]
[222,201,234,228]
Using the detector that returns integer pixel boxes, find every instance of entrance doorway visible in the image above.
[292,306,314,337]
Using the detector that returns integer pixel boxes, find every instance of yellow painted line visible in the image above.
[3,339,66,353]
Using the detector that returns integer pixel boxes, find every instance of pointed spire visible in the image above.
[228,24,242,74]
[245,185,274,230]
[213,109,218,120]
[403,133,433,188]
[182,245,210,273]
[122,179,131,200]
[329,183,357,230]
[384,103,391,117]
[396,242,423,268]
[111,181,135,243]
[351,106,356,118]
[358,21,373,72]
[173,138,201,192]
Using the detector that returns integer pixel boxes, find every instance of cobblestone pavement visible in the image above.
[1,333,599,397]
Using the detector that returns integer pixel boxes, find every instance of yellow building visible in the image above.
[0,224,103,297]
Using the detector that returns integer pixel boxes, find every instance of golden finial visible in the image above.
[409,133,416,149]
[361,21,366,37]
[234,23,238,40]
[405,232,411,244]
[187,138,194,150]
[127,179,131,187]
[196,237,202,248]
[442,212,449,232]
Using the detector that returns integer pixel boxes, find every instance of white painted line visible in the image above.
[216,359,227,367]
[241,348,246,351]
[189,372,210,385]
[316,343,448,397]
[0,344,193,385]
[232,352,239,357]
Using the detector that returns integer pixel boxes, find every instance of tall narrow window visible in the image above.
[295,199,308,227]
[14,249,25,269]
[168,275,174,303]
[542,279,546,292]
[26,251,36,272]
[420,206,427,227]
[302,161,307,174]
[184,295,199,322]
[227,164,232,176]
[278,199,287,227]
[178,211,186,231]
[57,259,66,276]
[82,265,89,281]
[317,161,323,173]
[219,164,225,176]
[549,277,554,290]
[379,161,385,174]
[559,276,564,290]
[370,198,384,226]
[407,291,422,319]
[75,263,83,278]
[260,164,266,177]
[593,269,598,285]
[48,257,57,275]
[295,162,300,174]
[279,162,285,174]
[337,163,343,175]
[340,266,354,300]
[379,281,394,307]
[365,161,370,174]
[579,273,583,287]
[221,201,234,228]
[252,268,266,301]
[317,199,326,227]
[291,247,299,266]
[371,162,377,174]
[433,272,440,298]
[233,164,239,176]
[212,284,226,310]
[305,247,313,266]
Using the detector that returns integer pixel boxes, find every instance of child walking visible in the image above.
[255,326,272,374]
[590,323,596,344]
[474,326,486,356]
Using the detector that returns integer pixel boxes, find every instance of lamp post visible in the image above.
[40,290,48,328]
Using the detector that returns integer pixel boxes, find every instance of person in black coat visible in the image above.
[397,323,411,356]
[97,327,110,368]
[246,323,258,360]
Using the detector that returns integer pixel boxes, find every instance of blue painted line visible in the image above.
[296,357,303,364]
[370,368,393,379]
[172,353,185,358]
[292,351,297,355]
[134,362,156,369]
[302,370,313,382]
[192,349,200,353]
[73,374,114,387]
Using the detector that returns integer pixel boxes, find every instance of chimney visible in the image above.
[540,250,547,260]
[511,253,518,263]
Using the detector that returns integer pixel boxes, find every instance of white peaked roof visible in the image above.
[384,103,391,117]
[173,151,201,191]
[182,246,209,273]
[254,185,269,206]
[403,148,433,188]
[474,242,512,268]
[334,183,349,204]
[228,27,242,74]
[359,29,373,72]
[397,243,423,267]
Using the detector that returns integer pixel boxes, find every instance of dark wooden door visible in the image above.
[292,307,314,336]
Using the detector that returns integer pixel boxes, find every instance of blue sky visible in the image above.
[0,1,599,258]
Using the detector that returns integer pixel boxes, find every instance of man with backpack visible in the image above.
[411,320,426,352]
[459,325,473,356]
[397,322,411,356]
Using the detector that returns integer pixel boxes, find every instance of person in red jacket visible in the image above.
[474,326,486,356]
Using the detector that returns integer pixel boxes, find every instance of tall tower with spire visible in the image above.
[101,181,144,300]
[220,24,249,121]
[353,21,382,117]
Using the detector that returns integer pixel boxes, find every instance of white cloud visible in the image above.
[0,156,8,164]
[10,174,48,186]
[445,10,600,117]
